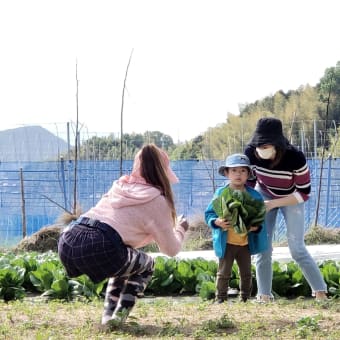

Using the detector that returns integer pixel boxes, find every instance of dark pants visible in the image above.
[58,219,129,283]
[216,243,252,300]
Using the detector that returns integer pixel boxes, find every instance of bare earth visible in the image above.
[1,295,339,339]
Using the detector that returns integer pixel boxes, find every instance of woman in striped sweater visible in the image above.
[244,117,327,302]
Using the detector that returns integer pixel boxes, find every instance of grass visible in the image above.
[1,296,339,339]
[304,225,340,245]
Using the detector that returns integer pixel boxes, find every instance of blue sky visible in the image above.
[0,0,339,142]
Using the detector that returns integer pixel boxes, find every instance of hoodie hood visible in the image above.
[106,179,161,209]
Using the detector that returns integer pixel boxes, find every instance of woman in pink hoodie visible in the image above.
[58,144,188,326]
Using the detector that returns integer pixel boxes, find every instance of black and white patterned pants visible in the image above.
[102,247,155,322]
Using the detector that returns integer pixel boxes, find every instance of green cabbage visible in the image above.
[212,187,266,235]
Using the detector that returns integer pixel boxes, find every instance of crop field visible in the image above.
[1,250,340,339]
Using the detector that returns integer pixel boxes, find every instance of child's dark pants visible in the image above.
[216,243,252,301]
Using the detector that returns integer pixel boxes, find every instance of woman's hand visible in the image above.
[264,200,276,212]
[215,218,231,231]
[249,226,259,232]
[178,215,189,231]
[265,195,299,212]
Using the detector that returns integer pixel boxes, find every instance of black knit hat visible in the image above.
[249,117,288,149]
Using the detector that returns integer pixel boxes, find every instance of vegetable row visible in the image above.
[0,251,339,301]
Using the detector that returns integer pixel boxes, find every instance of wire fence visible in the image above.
[1,158,340,247]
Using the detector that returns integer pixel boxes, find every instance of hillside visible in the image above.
[0,126,68,161]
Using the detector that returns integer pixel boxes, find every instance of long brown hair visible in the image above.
[139,144,177,223]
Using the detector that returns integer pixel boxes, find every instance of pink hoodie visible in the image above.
[85,180,186,256]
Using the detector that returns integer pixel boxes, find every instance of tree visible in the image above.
[317,61,340,123]
[65,131,175,160]
[143,131,174,149]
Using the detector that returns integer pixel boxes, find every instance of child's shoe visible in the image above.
[215,298,227,304]
[239,295,249,302]
[101,314,112,325]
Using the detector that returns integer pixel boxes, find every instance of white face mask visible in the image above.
[256,147,276,159]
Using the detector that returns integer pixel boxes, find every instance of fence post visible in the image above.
[313,120,317,158]
[60,157,68,209]
[19,168,27,238]
[300,129,305,153]
[325,155,332,226]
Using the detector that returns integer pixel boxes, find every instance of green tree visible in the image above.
[317,61,340,123]
[143,131,174,149]
[170,137,203,160]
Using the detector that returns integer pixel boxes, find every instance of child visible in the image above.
[205,153,268,302]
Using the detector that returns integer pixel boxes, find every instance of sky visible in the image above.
[0,0,339,142]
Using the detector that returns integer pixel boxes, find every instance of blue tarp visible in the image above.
[1,158,339,246]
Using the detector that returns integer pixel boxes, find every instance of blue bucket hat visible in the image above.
[218,153,252,176]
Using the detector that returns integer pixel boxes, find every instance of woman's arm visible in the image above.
[265,194,299,211]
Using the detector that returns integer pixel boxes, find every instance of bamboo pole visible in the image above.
[120,49,134,176]
[73,61,79,214]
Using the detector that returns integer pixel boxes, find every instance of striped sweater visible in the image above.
[244,144,311,203]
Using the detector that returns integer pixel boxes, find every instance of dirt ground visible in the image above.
[1,295,339,339]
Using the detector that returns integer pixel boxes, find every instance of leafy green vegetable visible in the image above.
[212,187,266,234]
[0,265,26,301]
[320,260,340,285]
[286,262,311,297]
[199,281,216,300]
[271,262,291,296]
[173,260,196,293]
[72,275,106,299]
[148,257,182,294]
[1,252,339,301]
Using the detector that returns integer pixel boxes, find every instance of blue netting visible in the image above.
[1,158,339,246]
